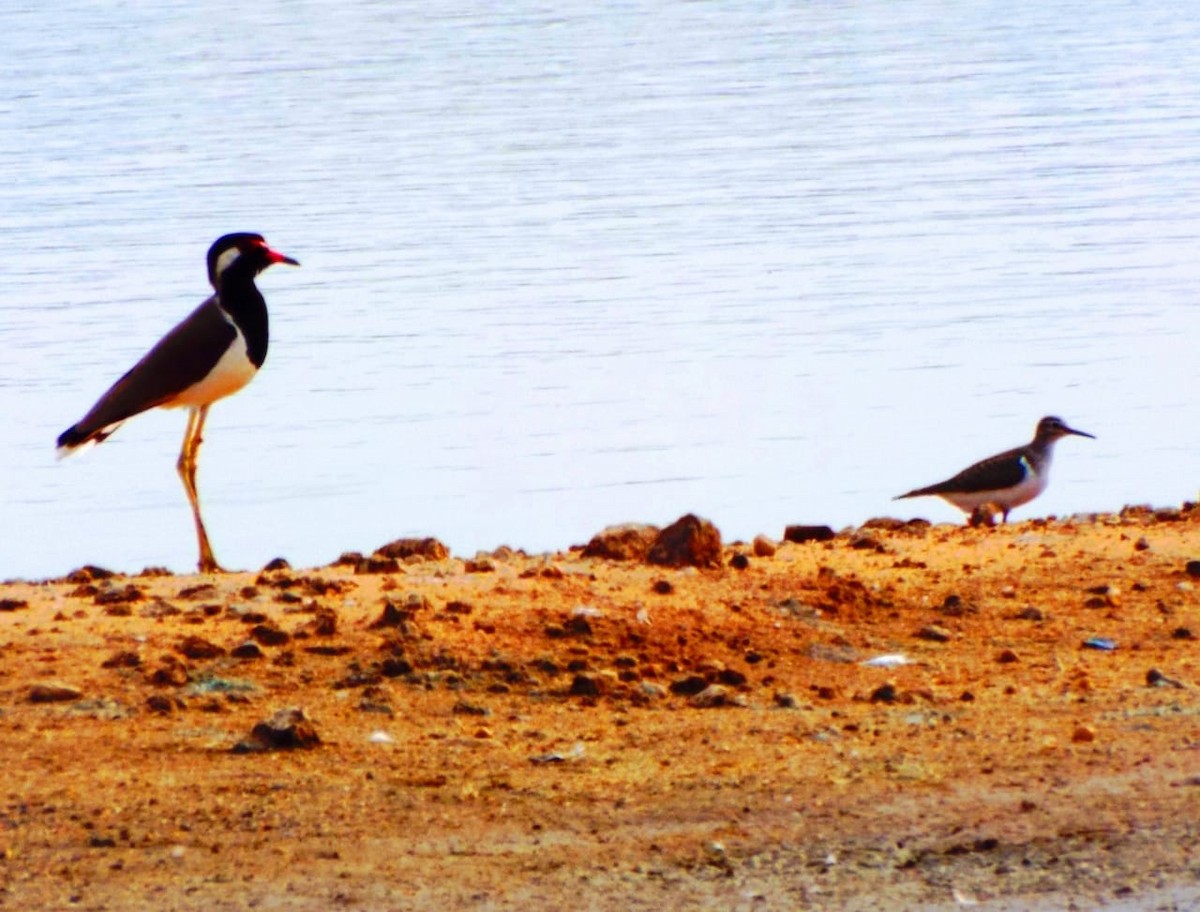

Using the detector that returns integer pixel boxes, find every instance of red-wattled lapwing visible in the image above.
[57,233,299,572]
[894,415,1095,524]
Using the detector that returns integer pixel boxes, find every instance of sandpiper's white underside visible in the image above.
[939,457,1049,514]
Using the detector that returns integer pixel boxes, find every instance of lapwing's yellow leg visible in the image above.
[177,405,223,573]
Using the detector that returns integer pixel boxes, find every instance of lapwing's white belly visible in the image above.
[167,327,258,408]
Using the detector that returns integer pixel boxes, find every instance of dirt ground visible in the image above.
[1,506,1199,911]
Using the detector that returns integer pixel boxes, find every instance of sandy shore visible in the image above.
[1,507,1198,910]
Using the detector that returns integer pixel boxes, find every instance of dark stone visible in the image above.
[848,531,884,551]
[916,625,952,643]
[355,556,401,575]
[297,608,338,637]
[148,656,190,687]
[1171,627,1194,640]
[66,565,116,583]
[146,694,184,714]
[1185,560,1200,578]
[176,636,225,660]
[869,683,897,703]
[379,657,414,677]
[373,537,450,562]
[0,598,28,612]
[581,524,660,561]
[647,514,722,569]
[231,641,264,660]
[29,682,82,703]
[652,579,674,595]
[101,650,141,669]
[568,674,603,697]
[233,707,321,753]
[369,602,414,630]
[250,624,290,647]
[332,551,364,567]
[783,525,835,544]
[668,675,709,697]
[729,553,750,570]
[716,668,747,687]
[262,557,291,572]
[452,700,490,716]
[93,584,145,606]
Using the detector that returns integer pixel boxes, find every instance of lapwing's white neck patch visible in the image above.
[214,246,244,278]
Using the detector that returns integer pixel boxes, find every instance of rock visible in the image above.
[464,557,495,573]
[568,674,604,697]
[332,551,364,567]
[0,598,28,612]
[65,565,116,583]
[233,707,321,753]
[581,524,660,561]
[250,623,290,646]
[752,535,777,557]
[93,584,145,606]
[647,514,722,568]
[373,537,449,562]
[783,525,835,544]
[869,683,897,703]
[29,682,82,703]
[848,531,885,551]
[1186,560,1200,578]
[1133,537,1151,552]
[262,557,291,572]
[689,685,745,708]
[996,649,1019,664]
[915,624,952,642]
[668,675,709,697]
[101,650,142,669]
[368,601,416,631]
[148,656,190,687]
[146,694,185,714]
[175,636,225,660]
[231,641,265,660]
[1146,668,1184,688]
[729,553,750,570]
[355,556,401,575]
[651,579,674,595]
[1072,725,1096,743]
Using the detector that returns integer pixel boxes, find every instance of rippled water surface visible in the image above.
[2,2,1199,577]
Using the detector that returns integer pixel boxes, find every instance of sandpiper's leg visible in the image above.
[177,405,223,573]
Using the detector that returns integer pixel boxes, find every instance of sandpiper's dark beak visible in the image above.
[1065,425,1095,439]
[266,247,300,267]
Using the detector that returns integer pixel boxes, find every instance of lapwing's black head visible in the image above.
[1035,415,1095,442]
[206,233,300,289]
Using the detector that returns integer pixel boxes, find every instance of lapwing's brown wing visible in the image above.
[57,296,236,449]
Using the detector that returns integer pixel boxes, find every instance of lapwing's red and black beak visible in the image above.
[263,246,300,268]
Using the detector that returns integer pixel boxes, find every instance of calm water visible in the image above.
[2,2,1199,578]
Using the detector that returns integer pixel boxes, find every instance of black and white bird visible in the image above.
[57,233,299,572]
[894,416,1095,523]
